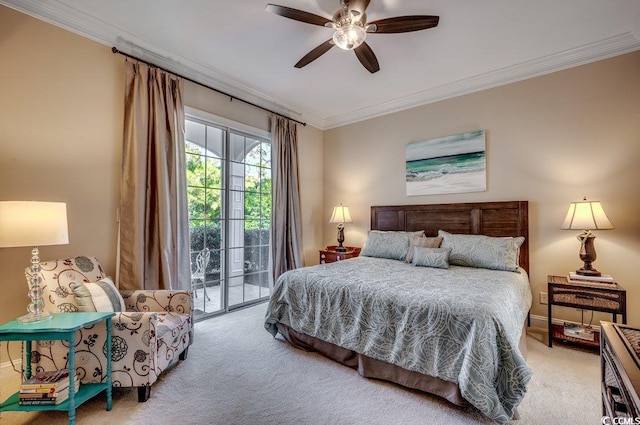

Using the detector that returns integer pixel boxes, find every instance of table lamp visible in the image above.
[0,201,69,323]
[329,204,352,252]
[561,197,613,277]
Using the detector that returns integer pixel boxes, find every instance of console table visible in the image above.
[0,312,114,425]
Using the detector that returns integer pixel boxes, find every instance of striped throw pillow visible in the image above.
[72,277,126,312]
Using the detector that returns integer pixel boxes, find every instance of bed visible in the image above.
[265,201,532,424]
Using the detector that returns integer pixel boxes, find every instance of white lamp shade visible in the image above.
[0,201,69,247]
[330,205,352,224]
[561,200,613,231]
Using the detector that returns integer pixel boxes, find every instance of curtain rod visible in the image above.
[111,47,306,127]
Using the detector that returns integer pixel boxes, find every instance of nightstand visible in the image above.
[319,246,361,264]
[548,275,626,348]
[0,312,114,425]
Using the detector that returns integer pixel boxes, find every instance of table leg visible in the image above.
[106,317,112,411]
[25,340,32,378]
[548,301,553,347]
[68,331,76,425]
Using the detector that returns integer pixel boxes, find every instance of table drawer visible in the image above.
[551,289,622,311]
[320,252,346,262]
[319,247,360,264]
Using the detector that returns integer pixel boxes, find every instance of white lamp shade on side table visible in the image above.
[0,201,69,323]
[560,198,613,277]
[0,201,69,248]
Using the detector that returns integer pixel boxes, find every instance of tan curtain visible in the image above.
[118,61,190,290]
[271,115,304,282]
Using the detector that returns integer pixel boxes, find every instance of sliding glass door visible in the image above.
[185,114,271,320]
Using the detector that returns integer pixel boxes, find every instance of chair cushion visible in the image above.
[72,278,126,312]
[33,256,107,313]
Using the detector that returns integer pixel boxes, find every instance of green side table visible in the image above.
[0,312,115,425]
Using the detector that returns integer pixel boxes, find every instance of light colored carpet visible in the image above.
[1,304,600,424]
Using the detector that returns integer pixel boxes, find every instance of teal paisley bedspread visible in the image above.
[264,256,532,424]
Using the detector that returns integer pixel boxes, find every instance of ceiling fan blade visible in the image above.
[348,0,371,15]
[266,4,331,27]
[295,40,334,68]
[367,15,439,33]
[354,42,380,74]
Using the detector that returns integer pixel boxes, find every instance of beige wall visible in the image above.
[323,51,640,326]
[0,7,124,328]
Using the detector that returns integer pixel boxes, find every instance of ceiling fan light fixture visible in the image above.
[332,24,366,50]
[266,1,439,72]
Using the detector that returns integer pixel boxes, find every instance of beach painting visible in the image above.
[406,130,486,196]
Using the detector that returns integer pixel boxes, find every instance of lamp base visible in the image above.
[576,268,601,277]
[17,311,52,324]
[335,224,347,252]
[575,231,602,277]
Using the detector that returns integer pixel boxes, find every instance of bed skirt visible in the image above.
[277,323,465,405]
[276,322,528,416]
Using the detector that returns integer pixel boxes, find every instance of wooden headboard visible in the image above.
[371,201,529,273]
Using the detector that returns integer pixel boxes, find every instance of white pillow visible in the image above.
[360,230,425,261]
[72,277,126,312]
[438,230,524,272]
[412,247,451,269]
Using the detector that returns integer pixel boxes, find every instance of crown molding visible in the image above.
[3,0,639,131]
[632,15,640,44]
[112,38,324,128]
[322,32,640,129]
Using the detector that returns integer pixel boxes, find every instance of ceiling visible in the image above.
[3,0,640,129]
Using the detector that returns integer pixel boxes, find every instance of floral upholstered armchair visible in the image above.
[25,256,193,402]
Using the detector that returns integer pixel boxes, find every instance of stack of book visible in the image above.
[567,272,615,287]
[19,369,79,406]
[563,323,596,341]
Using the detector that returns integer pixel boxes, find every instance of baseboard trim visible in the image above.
[529,314,601,332]
[1,358,22,371]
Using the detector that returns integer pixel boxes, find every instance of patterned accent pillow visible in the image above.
[72,277,126,312]
[361,230,425,261]
[412,247,451,269]
[28,256,106,314]
[405,235,443,263]
[438,230,524,272]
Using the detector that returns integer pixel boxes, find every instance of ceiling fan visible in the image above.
[265,0,439,74]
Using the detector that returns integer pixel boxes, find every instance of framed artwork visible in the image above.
[406,130,486,196]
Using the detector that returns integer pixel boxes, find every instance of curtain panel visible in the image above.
[119,61,190,290]
[271,115,304,282]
